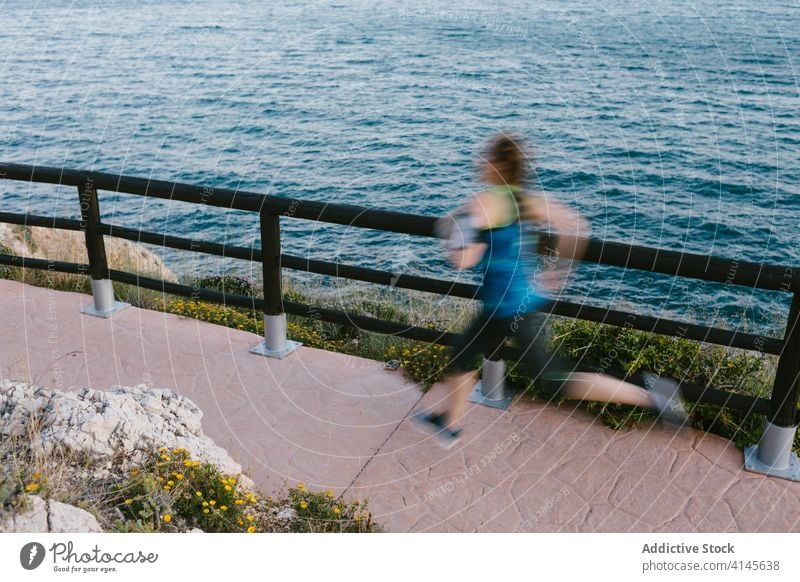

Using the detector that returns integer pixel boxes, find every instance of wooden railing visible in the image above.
[1,162,798,430]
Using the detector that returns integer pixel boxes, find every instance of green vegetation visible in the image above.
[536,318,786,452]
[109,448,377,533]
[0,243,20,280]
[193,274,262,298]
[0,438,378,533]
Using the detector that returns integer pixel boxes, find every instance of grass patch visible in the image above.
[510,316,792,452]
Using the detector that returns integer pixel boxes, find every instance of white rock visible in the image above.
[0,496,101,533]
[0,380,250,487]
[276,506,297,520]
[48,500,103,533]
[0,224,177,283]
[1,495,48,533]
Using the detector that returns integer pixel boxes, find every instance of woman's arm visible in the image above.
[448,243,487,271]
[438,193,493,271]
[520,193,591,290]
[520,193,591,261]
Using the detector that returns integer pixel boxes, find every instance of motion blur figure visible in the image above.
[415,133,686,449]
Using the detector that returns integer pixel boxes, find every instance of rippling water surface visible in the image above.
[2,0,799,331]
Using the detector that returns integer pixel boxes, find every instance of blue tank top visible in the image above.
[476,185,548,318]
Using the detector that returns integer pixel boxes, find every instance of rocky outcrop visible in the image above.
[1,495,103,533]
[0,224,176,282]
[0,380,253,488]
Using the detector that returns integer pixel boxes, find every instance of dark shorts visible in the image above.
[446,309,575,399]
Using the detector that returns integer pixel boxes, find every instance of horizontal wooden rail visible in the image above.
[0,212,84,232]
[93,223,797,355]
[1,165,798,291]
[0,254,89,275]
[0,221,786,356]
[546,300,783,355]
[0,163,437,237]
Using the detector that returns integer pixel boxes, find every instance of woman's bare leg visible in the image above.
[561,372,654,408]
[444,370,478,428]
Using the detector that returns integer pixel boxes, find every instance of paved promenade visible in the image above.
[1,279,798,532]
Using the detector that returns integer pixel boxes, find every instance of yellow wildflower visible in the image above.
[246,515,254,522]
[203,509,209,514]
[209,500,216,506]
[220,506,228,511]
[167,480,174,486]
[300,501,308,510]
[183,460,193,467]
[333,507,341,515]
[25,483,39,492]
[235,499,244,505]
[124,499,133,505]
[225,485,232,491]
[196,491,203,497]
[326,489,333,498]
[247,525,256,533]
[163,515,172,523]
[175,473,184,480]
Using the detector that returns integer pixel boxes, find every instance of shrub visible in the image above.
[0,243,20,280]
[112,448,259,533]
[287,483,379,533]
[0,473,41,517]
[154,297,263,334]
[155,296,352,352]
[110,450,379,533]
[525,317,786,450]
[192,275,262,298]
[384,335,450,390]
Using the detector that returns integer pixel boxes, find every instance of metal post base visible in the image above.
[743,421,800,482]
[250,339,302,359]
[469,381,513,410]
[81,301,130,318]
[249,313,302,359]
[81,279,129,318]
[468,358,513,410]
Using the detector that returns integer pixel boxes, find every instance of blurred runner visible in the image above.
[415,133,686,449]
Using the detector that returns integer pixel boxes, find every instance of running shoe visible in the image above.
[411,410,462,450]
[642,372,688,428]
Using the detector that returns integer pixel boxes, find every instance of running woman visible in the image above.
[415,133,686,449]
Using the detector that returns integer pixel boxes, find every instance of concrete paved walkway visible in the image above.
[1,279,799,532]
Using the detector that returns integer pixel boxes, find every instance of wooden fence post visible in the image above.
[249,210,300,359]
[744,291,800,481]
[77,175,128,318]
